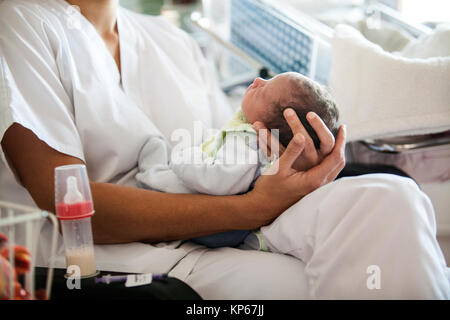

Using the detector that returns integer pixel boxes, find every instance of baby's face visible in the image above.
[241,73,296,124]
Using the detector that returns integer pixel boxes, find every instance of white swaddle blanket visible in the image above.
[329,23,450,142]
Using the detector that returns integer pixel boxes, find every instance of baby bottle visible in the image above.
[55,164,98,278]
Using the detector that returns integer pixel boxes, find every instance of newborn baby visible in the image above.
[242,72,339,150]
[136,72,339,249]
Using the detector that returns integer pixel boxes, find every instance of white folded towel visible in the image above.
[329,24,450,142]
[399,23,450,59]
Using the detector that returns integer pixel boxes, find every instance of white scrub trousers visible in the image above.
[170,174,450,299]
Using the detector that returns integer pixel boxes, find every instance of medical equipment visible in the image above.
[0,201,57,299]
[230,0,333,85]
[94,273,168,285]
[362,132,450,153]
[55,164,98,278]
[190,0,333,86]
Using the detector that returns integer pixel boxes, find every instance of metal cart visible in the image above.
[0,201,58,300]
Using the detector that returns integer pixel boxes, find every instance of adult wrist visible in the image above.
[236,190,275,229]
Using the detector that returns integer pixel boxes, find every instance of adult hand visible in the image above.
[248,119,346,227]
[253,108,336,171]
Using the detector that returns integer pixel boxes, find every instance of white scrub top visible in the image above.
[0,0,233,273]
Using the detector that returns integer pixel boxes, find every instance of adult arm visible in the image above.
[1,120,345,244]
[0,2,345,245]
[1,124,255,244]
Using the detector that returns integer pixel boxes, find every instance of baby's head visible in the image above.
[241,72,339,148]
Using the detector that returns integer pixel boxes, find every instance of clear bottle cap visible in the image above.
[55,164,94,220]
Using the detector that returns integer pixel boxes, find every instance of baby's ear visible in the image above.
[252,121,266,131]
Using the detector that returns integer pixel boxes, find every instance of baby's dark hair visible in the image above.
[265,75,339,149]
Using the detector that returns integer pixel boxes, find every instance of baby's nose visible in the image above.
[253,77,266,87]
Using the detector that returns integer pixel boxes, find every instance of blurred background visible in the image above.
[119,0,450,31]
[118,0,450,97]
[119,0,201,31]
[118,0,450,88]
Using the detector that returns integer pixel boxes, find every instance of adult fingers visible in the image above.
[253,122,271,158]
[306,112,335,156]
[326,154,346,182]
[253,121,285,159]
[277,133,305,173]
[284,109,318,166]
[283,108,315,151]
[322,125,346,183]
[301,125,346,190]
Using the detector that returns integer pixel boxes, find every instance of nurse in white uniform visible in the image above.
[0,0,448,299]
